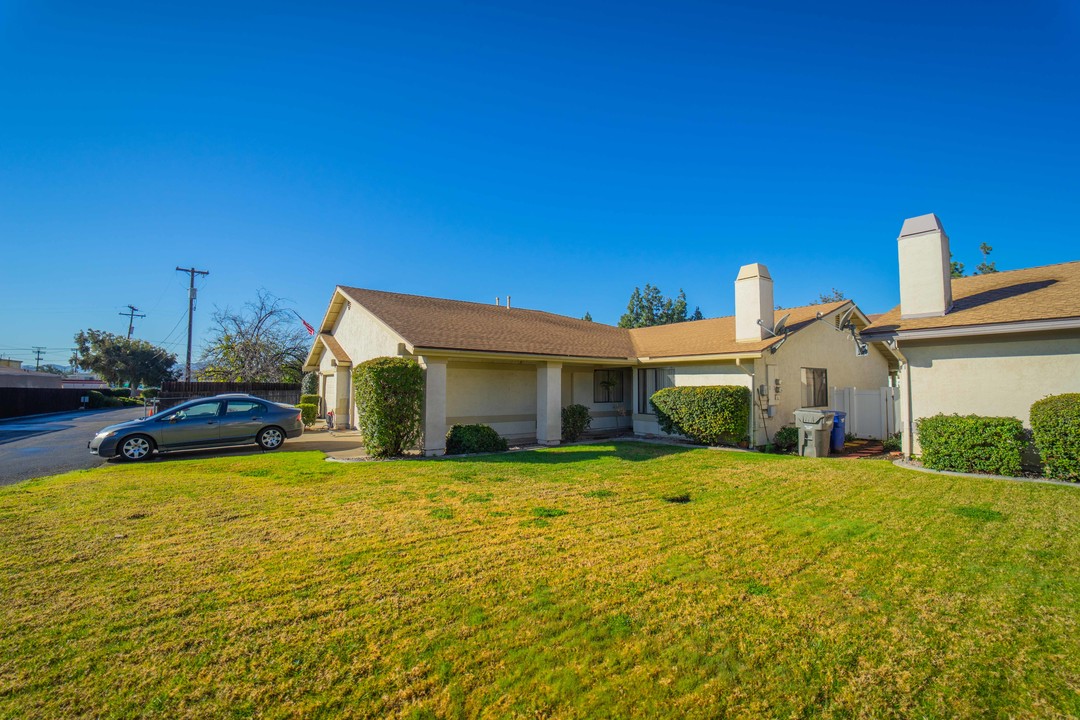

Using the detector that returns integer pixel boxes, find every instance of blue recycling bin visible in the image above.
[830,411,847,452]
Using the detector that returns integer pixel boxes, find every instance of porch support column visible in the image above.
[334,365,352,428]
[420,357,447,456]
[536,361,562,445]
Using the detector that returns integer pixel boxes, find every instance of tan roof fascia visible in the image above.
[410,347,635,365]
[864,316,1080,342]
[303,287,416,371]
[637,351,764,364]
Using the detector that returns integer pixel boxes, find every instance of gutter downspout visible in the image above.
[736,358,755,448]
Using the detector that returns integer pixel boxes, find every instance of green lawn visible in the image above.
[1,444,1077,719]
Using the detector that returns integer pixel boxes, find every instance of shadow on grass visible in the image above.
[445,442,696,465]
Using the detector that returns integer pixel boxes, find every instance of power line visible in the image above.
[31,346,46,371]
[119,304,146,339]
[176,266,209,381]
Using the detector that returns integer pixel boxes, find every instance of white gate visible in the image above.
[830,387,899,440]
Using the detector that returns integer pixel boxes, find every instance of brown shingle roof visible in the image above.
[318,333,351,364]
[864,261,1080,335]
[338,286,849,360]
[339,287,636,359]
[630,302,848,358]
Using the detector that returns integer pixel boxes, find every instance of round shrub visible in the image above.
[915,414,1026,476]
[296,403,318,427]
[445,424,508,455]
[773,425,798,453]
[650,386,750,446]
[1030,393,1080,482]
[352,357,424,457]
[561,404,592,442]
[300,394,321,411]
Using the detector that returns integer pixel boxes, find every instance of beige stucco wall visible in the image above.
[898,331,1080,455]
[565,367,632,432]
[320,298,405,427]
[631,316,890,446]
[757,317,891,444]
[446,361,538,441]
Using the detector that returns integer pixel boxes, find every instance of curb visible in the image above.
[892,459,1078,488]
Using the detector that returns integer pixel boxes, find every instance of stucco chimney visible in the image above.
[898,213,952,319]
[735,263,774,342]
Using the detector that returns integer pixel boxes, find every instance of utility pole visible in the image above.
[176,266,210,381]
[119,304,146,339]
[31,346,46,371]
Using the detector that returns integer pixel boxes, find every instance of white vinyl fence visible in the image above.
[830,386,899,440]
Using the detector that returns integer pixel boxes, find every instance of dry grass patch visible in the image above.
[1,443,1078,718]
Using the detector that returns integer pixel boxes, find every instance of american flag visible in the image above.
[294,310,316,336]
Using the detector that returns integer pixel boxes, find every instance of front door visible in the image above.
[158,400,223,448]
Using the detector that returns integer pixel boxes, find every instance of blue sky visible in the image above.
[2,1,1078,368]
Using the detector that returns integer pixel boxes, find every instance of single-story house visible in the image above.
[304,263,892,454]
[862,213,1080,457]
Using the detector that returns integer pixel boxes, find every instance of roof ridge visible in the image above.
[952,259,1080,281]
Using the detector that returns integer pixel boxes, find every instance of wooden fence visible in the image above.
[0,388,88,419]
[158,382,301,411]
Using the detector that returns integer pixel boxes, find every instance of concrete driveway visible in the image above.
[0,411,367,486]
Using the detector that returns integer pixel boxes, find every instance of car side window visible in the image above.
[226,400,265,415]
[180,401,222,419]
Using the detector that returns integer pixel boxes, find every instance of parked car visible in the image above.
[89,393,304,461]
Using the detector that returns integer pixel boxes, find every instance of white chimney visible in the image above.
[898,213,952,319]
[735,263,774,342]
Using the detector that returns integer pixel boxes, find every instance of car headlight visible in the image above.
[96,430,118,439]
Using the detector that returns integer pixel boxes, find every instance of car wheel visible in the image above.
[257,426,285,451]
[118,434,154,462]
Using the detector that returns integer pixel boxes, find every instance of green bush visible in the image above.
[650,386,750,446]
[105,388,131,398]
[352,357,424,457]
[445,424,508,455]
[139,388,160,399]
[561,404,592,442]
[87,391,108,409]
[301,371,319,396]
[882,432,902,453]
[296,403,318,427]
[915,414,1026,476]
[773,425,798,452]
[300,394,321,410]
[1030,393,1080,482]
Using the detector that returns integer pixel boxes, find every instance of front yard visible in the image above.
[1,444,1077,718]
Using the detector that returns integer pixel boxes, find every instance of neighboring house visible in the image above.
[862,213,1080,457]
[305,263,891,455]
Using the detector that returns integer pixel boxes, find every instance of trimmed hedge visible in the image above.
[915,414,1026,476]
[300,394,321,409]
[296,403,318,427]
[87,390,140,409]
[352,357,424,457]
[561,404,592,442]
[445,424,508,455]
[1030,393,1080,482]
[650,386,750,446]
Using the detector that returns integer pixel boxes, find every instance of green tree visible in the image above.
[617,285,697,328]
[975,242,998,275]
[199,290,311,383]
[582,311,593,322]
[950,253,965,278]
[817,288,846,304]
[72,330,177,388]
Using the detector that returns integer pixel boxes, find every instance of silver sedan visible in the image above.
[89,394,305,461]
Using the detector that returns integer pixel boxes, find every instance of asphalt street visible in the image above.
[0,408,145,486]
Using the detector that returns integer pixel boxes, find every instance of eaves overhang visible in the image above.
[862,316,1080,343]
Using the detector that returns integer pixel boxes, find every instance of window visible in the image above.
[226,400,265,415]
[637,368,674,414]
[175,401,221,419]
[593,369,624,403]
[801,368,828,407]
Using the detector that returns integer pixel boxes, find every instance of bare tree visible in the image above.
[198,290,311,383]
